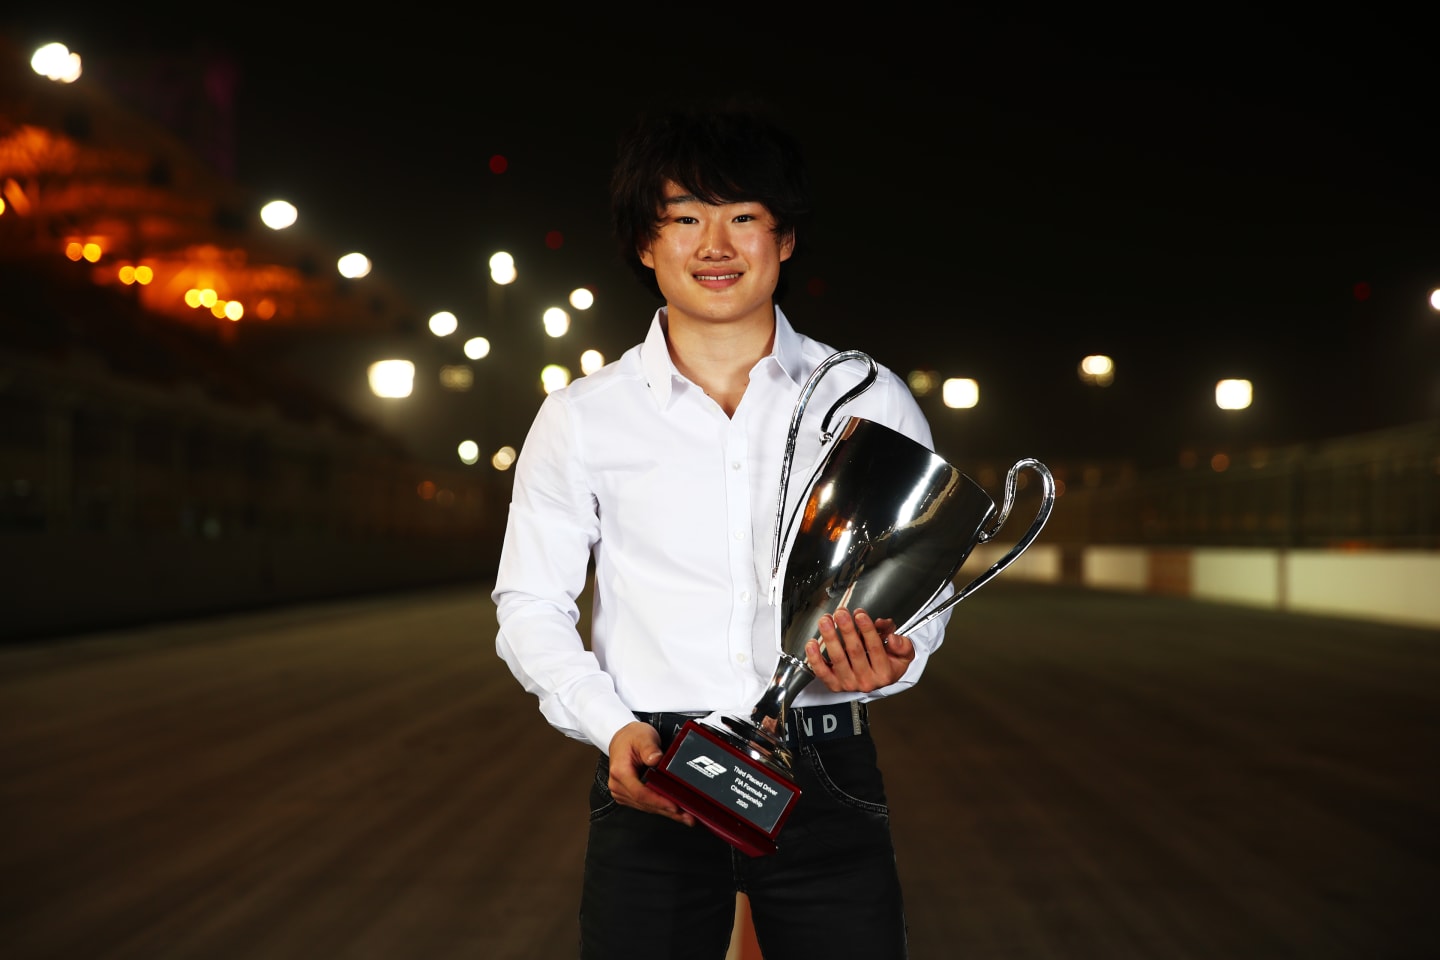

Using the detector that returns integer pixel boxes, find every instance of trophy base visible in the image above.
[644,719,801,858]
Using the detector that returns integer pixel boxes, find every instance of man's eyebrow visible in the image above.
[661,193,700,207]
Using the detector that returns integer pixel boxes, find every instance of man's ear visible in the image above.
[639,244,655,269]
[779,230,796,262]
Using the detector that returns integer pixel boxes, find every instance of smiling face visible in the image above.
[638,182,795,335]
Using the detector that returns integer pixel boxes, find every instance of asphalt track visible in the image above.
[2,582,1436,959]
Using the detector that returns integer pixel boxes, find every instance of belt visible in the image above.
[636,702,869,750]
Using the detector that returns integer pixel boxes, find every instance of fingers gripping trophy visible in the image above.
[644,351,1056,856]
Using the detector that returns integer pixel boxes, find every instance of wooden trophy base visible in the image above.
[644,719,800,858]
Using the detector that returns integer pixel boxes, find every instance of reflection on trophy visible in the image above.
[644,351,1056,856]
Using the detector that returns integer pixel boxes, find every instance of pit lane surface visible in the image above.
[2,583,1435,958]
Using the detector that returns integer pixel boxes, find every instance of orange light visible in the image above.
[255,298,276,319]
[1211,453,1231,472]
[199,289,218,308]
[65,241,84,261]
[118,265,136,284]
[82,242,102,263]
[210,300,228,318]
[417,480,437,500]
[184,288,203,308]
[0,196,6,215]
[224,301,243,321]
[134,265,153,284]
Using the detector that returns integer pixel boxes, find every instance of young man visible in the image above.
[493,107,951,959]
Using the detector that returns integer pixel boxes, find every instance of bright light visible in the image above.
[224,301,244,321]
[543,307,570,337]
[569,288,595,310]
[134,265,153,284]
[184,289,203,308]
[457,440,480,465]
[31,43,81,83]
[540,364,571,393]
[82,242,101,263]
[439,365,473,390]
[199,288,218,307]
[429,311,458,336]
[1078,354,1115,386]
[942,378,979,409]
[338,252,371,278]
[907,370,937,397]
[1215,379,1253,410]
[119,265,135,284]
[368,359,415,398]
[464,336,491,360]
[64,241,83,261]
[260,200,297,230]
[492,446,518,471]
[490,251,516,285]
[580,349,605,375]
[1430,288,1440,311]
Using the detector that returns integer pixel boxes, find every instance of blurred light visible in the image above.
[1078,354,1115,386]
[543,307,570,337]
[3,180,32,215]
[541,364,571,393]
[570,287,595,310]
[942,378,979,409]
[435,489,455,507]
[134,265,153,284]
[1430,288,1440,311]
[368,359,415,398]
[907,370,937,397]
[439,365,473,390]
[463,336,491,360]
[457,440,480,465]
[492,446,518,471]
[1211,453,1231,472]
[260,200,297,230]
[338,252,371,278]
[82,242,101,262]
[255,298,277,319]
[199,288,218,308]
[1215,379,1253,410]
[580,349,605,374]
[0,196,6,215]
[64,241,83,261]
[31,43,81,83]
[224,301,243,321]
[545,230,564,250]
[1352,281,1371,302]
[489,251,517,285]
[417,480,436,500]
[210,300,229,318]
[429,310,458,336]
[489,155,508,174]
[184,289,203,308]
[118,265,136,284]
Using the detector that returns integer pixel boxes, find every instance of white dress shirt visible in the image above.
[493,306,952,753]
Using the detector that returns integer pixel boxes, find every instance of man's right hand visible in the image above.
[606,721,696,827]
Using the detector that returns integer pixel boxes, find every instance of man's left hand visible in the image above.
[805,607,915,692]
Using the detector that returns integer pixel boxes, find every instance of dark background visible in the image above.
[4,11,1436,469]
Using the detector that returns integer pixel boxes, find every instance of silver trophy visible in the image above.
[645,350,1055,855]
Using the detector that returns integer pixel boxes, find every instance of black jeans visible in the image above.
[579,723,907,959]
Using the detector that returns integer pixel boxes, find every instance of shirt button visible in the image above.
[731,461,742,470]
[736,653,748,664]
[740,591,751,603]
[733,530,745,540]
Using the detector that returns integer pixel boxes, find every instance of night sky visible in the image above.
[5,13,1436,469]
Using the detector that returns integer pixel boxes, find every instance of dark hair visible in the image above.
[610,105,811,301]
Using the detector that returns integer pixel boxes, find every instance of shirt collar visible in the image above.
[640,305,806,409]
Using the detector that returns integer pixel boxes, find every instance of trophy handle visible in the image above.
[898,458,1056,635]
[769,350,878,602]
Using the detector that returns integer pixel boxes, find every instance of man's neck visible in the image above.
[663,306,776,417]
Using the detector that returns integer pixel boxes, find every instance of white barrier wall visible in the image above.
[1081,547,1149,591]
[1191,549,1282,609]
[1286,551,1440,630]
[968,543,1062,582]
